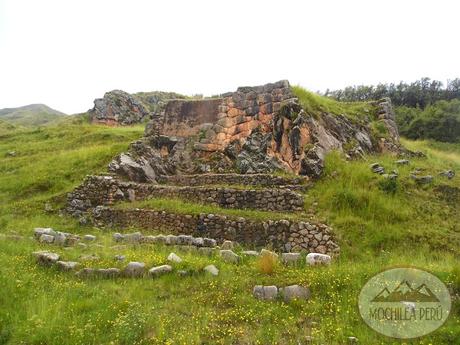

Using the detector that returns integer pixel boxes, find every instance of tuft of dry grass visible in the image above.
[256,253,278,275]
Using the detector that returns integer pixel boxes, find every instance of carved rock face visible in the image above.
[108,81,400,179]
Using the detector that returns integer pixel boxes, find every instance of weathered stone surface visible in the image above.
[34,227,56,239]
[123,262,145,277]
[89,90,150,126]
[242,250,259,256]
[167,252,182,263]
[33,251,60,266]
[97,268,121,278]
[306,253,331,266]
[220,250,240,263]
[220,240,234,250]
[253,285,278,300]
[260,249,279,259]
[148,265,173,277]
[439,170,455,179]
[279,285,310,302]
[114,254,125,261]
[83,235,96,241]
[411,174,433,184]
[39,234,55,244]
[281,252,301,265]
[56,261,79,271]
[203,264,219,276]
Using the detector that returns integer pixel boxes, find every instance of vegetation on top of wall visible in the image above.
[291,86,376,120]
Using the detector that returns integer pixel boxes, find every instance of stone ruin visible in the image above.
[69,80,401,255]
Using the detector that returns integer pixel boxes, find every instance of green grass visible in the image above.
[0,121,458,344]
[115,197,303,222]
[292,86,377,120]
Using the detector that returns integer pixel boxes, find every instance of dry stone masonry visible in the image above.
[92,207,339,254]
[67,175,305,214]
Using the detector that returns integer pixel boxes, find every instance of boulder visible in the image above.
[83,235,96,242]
[220,250,240,263]
[39,234,55,244]
[148,264,173,277]
[306,253,331,266]
[56,261,79,271]
[34,227,56,239]
[203,264,219,276]
[253,285,278,300]
[440,170,455,179]
[281,253,301,265]
[221,240,234,250]
[75,268,96,278]
[260,249,278,259]
[97,268,121,278]
[33,251,60,266]
[167,252,182,263]
[203,238,217,247]
[279,284,310,302]
[113,233,124,242]
[124,232,143,243]
[242,250,259,256]
[123,262,146,277]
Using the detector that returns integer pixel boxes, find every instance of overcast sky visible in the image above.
[1,0,459,114]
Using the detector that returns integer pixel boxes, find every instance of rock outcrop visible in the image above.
[89,90,187,126]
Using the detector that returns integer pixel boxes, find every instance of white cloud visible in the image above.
[0,0,459,114]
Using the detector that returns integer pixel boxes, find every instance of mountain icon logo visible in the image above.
[372,280,440,302]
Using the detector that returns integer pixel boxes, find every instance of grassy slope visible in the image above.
[0,104,67,127]
[0,122,459,344]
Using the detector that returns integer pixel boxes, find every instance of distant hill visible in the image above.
[0,104,67,126]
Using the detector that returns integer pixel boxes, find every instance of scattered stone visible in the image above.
[370,163,385,174]
[253,285,278,300]
[34,228,56,239]
[39,234,55,244]
[149,265,173,277]
[220,250,240,263]
[167,252,182,263]
[198,247,214,256]
[281,252,301,265]
[124,232,142,243]
[56,261,79,271]
[348,336,358,344]
[260,249,278,259]
[113,232,124,242]
[279,284,310,302]
[83,235,96,241]
[395,159,409,165]
[6,151,16,157]
[203,264,219,276]
[165,235,178,245]
[440,170,455,179]
[114,254,125,261]
[177,270,190,276]
[77,243,88,249]
[411,174,433,184]
[33,251,60,266]
[75,268,96,278]
[123,262,145,277]
[306,253,331,266]
[97,268,121,278]
[192,237,204,247]
[241,250,259,256]
[221,240,234,250]
[203,238,217,248]
[80,254,100,262]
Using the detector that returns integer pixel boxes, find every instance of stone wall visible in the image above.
[67,175,305,215]
[92,206,340,255]
[156,173,309,187]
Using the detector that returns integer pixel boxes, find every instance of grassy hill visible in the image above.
[0,112,458,343]
[0,104,67,127]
